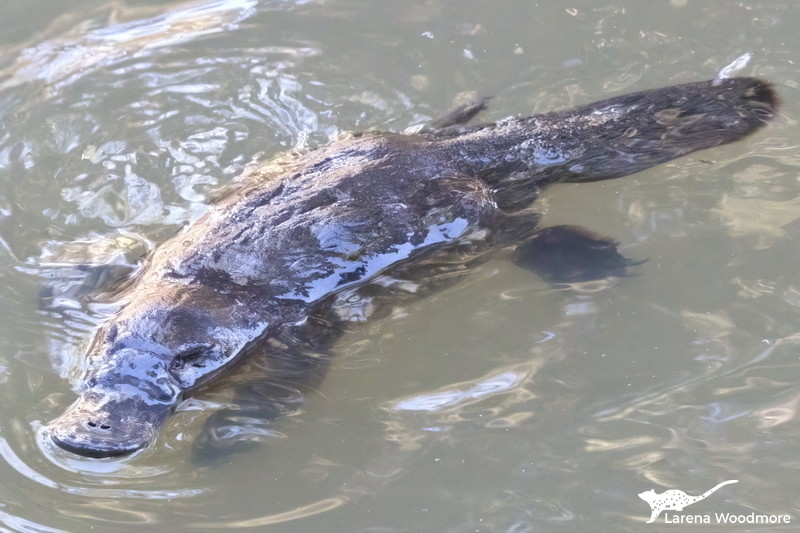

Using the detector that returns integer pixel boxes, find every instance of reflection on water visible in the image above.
[0,0,259,96]
[0,0,797,530]
[190,497,348,528]
[390,361,537,415]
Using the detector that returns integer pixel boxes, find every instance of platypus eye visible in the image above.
[169,343,224,389]
[172,344,215,370]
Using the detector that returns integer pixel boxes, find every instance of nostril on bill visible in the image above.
[48,417,150,458]
[45,393,173,457]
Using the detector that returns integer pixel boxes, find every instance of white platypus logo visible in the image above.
[638,480,738,523]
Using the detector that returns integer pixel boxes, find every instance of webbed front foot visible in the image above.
[514,224,644,284]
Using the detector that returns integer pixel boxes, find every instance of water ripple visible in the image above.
[0,0,259,96]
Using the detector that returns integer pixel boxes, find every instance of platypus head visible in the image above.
[46,348,180,457]
[45,286,267,457]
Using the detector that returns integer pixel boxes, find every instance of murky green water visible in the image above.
[0,0,798,531]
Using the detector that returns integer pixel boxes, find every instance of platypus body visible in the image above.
[44,77,777,457]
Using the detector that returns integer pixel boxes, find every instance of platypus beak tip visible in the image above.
[45,391,170,458]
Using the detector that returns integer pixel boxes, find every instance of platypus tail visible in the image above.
[558,77,778,183]
[457,77,778,210]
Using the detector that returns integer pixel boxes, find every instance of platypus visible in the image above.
[44,77,778,457]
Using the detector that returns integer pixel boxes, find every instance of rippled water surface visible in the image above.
[0,0,799,531]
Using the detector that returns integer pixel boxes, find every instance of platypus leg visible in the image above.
[39,263,136,312]
[428,96,491,130]
[513,225,644,284]
[192,357,331,460]
[192,314,339,460]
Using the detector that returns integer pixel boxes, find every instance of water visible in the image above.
[0,0,798,531]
